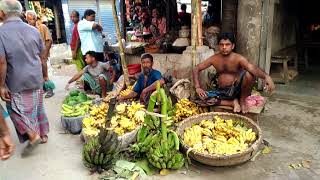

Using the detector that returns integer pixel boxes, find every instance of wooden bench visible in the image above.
[270,46,297,84]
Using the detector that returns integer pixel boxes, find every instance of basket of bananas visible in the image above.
[176,112,262,166]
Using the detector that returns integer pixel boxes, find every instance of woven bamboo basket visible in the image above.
[176,112,262,166]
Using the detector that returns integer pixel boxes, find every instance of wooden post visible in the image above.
[197,0,203,46]
[53,5,61,43]
[97,0,102,25]
[112,0,130,87]
[190,0,198,95]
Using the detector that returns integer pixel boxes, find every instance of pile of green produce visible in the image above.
[82,128,120,173]
[61,90,93,117]
[131,83,185,170]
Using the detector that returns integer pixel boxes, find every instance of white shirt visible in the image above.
[78,19,103,54]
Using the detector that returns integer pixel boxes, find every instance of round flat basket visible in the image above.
[176,112,262,166]
[61,115,84,134]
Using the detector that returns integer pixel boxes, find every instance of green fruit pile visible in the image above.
[131,84,185,170]
[82,129,120,173]
[61,90,93,117]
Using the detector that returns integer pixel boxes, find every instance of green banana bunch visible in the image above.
[131,85,185,170]
[82,129,120,173]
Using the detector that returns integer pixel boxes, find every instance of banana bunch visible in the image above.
[82,102,109,137]
[119,85,134,97]
[131,88,185,171]
[61,103,90,117]
[82,129,120,173]
[183,116,257,155]
[127,102,145,119]
[133,126,185,169]
[183,125,203,147]
[111,102,146,136]
[174,98,204,122]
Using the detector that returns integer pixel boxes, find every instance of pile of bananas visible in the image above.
[174,98,208,122]
[111,102,145,136]
[119,84,134,97]
[82,102,109,137]
[82,129,120,173]
[183,116,257,155]
[61,103,91,117]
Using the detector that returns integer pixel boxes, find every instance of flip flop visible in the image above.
[45,89,54,98]
[40,135,48,144]
[21,138,42,157]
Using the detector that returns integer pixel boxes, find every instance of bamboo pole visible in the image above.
[197,0,203,46]
[112,0,130,87]
[191,0,198,95]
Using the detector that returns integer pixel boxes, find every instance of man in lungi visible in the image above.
[193,32,275,113]
[26,10,55,98]
[66,51,116,98]
[0,0,49,156]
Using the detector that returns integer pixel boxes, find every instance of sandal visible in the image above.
[40,135,48,144]
[21,138,42,157]
[45,89,54,98]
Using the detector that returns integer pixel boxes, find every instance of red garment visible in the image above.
[70,23,79,50]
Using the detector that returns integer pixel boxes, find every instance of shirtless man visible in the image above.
[193,32,275,113]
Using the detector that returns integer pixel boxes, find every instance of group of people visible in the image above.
[67,9,121,98]
[0,0,275,161]
[128,4,167,45]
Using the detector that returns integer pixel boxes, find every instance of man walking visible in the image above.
[26,10,55,98]
[0,0,49,156]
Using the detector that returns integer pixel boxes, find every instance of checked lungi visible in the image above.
[6,89,49,143]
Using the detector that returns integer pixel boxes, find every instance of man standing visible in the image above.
[178,4,191,27]
[70,10,85,72]
[78,9,104,62]
[26,10,55,98]
[0,0,49,156]
[193,32,275,113]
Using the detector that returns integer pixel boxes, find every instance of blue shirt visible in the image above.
[78,19,104,54]
[133,70,162,95]
[0,17,44,93]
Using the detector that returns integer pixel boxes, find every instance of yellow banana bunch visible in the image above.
[116,103,127,114]
[174,98,200,122]
[110,102,145,136]
[183,116,257,155]
[202,128,212,137]
[83,127,99,137]
[183,125,202,147]
[127,102,145,118]
[82,102,109,137]
[119,85,134,97]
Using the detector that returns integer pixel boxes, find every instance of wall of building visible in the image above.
[271,0,297,54]
[236,0,262,65]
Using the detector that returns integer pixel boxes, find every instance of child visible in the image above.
[65,51,116,97]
